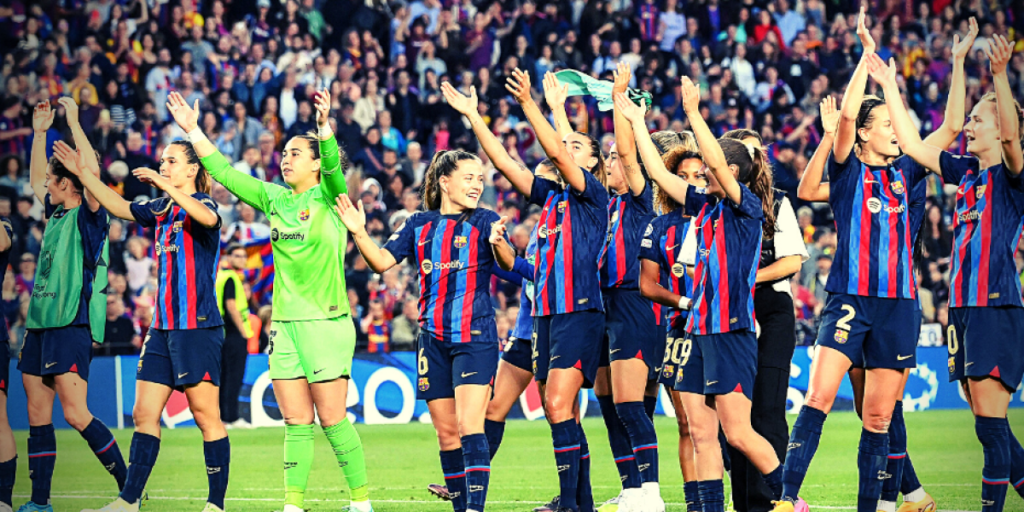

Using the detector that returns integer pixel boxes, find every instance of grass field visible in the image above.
[17,409,1024,512]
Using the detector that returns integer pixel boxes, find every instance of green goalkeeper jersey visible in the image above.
[201,135,350,321]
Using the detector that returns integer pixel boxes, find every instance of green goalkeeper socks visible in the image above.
[323,418,369,502]
[284,424,315,508]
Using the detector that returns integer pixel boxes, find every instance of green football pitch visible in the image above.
[17,409,1024,511]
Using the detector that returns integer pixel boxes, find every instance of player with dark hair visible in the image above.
[67,128,227,512]
[0,187,14,512]
[338,150,509,512]
[19,98,126,512]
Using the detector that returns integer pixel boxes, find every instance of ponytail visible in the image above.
[719,138,776,239]
[421,150,480,210]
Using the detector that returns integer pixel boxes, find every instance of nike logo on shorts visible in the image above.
[461,372,477,378]
[897,354,913,361]
[178,372,189,379]
[45,362,57,369]
[610,348,621,354]
[706,380,718,386]
[314,368,326,374]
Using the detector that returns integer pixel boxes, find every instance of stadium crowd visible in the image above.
[2,0,1023,356]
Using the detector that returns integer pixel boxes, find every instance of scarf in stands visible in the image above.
[554,70,652,112]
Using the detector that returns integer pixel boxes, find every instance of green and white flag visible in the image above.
[554,69,652,112]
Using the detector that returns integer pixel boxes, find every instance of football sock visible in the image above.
[857,429,889,512]
[1006,421,1024,499]
[684,480,703,512]
[323,419,369,503]
[484,419,505,461]
[762,464,783,499]
[462,434,490,512]
[698,479,725,512]
[440,448,468,512]
[900,453,924,500]
[0,457,15,507]
[782,406,827,502]
[881,401,907,503]
[204,437,230,509]
[616,401,659,485]
[284,424,314,508]
[120,432,159,505]
[28,424,56,505]
[577,424,594,511]
[644,394,657,420]
[550,419,580,511]
[976,416,1010,511]
[597,395,640,489]
[80,418,127,490]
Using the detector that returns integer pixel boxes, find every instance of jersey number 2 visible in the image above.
[836,304,856,331]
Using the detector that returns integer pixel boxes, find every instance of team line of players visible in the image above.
[4,7,1023,512]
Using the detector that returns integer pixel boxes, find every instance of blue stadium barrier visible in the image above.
[5,346,1021,429]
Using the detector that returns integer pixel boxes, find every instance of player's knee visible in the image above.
[435,424,461,451]
[191,408,223,432]
[687,420,717,448]
[861,409,891,433]
[803,390,835,414]
[544,394,572,421]
[132,408,160,429]
[63,409,92,432]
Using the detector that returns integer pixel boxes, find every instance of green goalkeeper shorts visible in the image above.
[268,315,356,383]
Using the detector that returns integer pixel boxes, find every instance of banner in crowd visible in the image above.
[4,346,1021,429]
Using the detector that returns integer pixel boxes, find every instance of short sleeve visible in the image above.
[638,220,660,262]
[827,150,856,182]
[382,213,418,264]
[195,193,224,230]
[573,169,610,207]
[896,154,929,189]
[939,151,976,186]
[529,177,559,207]
[630,180,655,216]
[730,183,764,220]
[773,197,810,261]
[222,278,237,301]
[680,219,698,266]
[683,186,712,217]
[129,199,158,228]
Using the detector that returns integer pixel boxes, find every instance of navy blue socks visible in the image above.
[440,448,468,512]
[698,480,725,512]
[577,424,593,512]
[762,465,784,499]
[28,424,56,505]
[204,437,230,509]
[881,401,907,504]
[1007,420,1024,499]
[80,418,127,490]
[551,419,580,511]
[597,395,640,490]
[782,406,827,502]
[121,432,160,504]
[462,434,490,512]
[616,401,659,485]
[0,457,15,507]
[683,480,702,512]
[857,429,889,512]
[484,419,505,461]
[643,395,657,420]
[977,416,1010,511]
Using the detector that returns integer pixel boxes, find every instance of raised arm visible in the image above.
[544,73,573,139]
[30,101,55,203]
[313,88,349,201]
[59,97,101,212]
[132,167,220,227]
[924,18,977,149]
[798,96,838,202]
[334,195,397,273]
[612,63,646,196]
[488,215,516,271]
[442,82,535,195]
[682,77,741,204]
[614,92,691,206]
[868,54,943,171]
[166,91,277,212]
[835,7,875,165]
[52,140,135,220]
[988,34,1023,175]
[508,70,587,193]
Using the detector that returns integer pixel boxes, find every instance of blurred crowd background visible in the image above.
[2,0,1023,356]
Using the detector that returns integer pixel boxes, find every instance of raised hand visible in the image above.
[33,101,55,133]
[58,97,79,126]
[505,68,533,105]
[951,17,979,61]
[820,95,840,135]
[986,34,1014,76]
[680,76,701,114]
[334,194,367,236]
[856,6,875,56]
[489,215,509,245]
[51,141,85,176]
[314,88,331,128]
[543,71,568,111]
[612,61,631,94]
[441,82,479,116]
[866,53,898,88]
[166,91,201,132]
[613,91,645,124]
[132,167,171,190]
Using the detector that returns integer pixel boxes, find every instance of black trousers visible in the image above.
[219,331,248,423]
[730,286,796,512]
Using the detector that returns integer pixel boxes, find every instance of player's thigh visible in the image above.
[593,366,611,396]
[849,367,866,418]
[132,380,174,431]
[610,358,648,403]
[804,345,854,414]
[487,359,533,421]
[53,371,92,430]
[715,391,754,440]
[310,377,350,426]
[455,384,490,436]
[427,397,460,450]
[862,368,904,432]
[967,377,1012,418]
[273,378,315,425]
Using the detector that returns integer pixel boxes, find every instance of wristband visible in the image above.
[677,297,692,310]
[186,128,209,145]
[318,125,333,140]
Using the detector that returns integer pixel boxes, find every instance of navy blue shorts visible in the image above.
[816,293,921,370]
[417,332,498,401]
[137,327,224,390]
[948,306,1024,391]
[696,330,757,400]
[19,325,93,381]
[601,288,664,379]
[0,341,9,394]
[533,310,605,388]
[502,335,533,373]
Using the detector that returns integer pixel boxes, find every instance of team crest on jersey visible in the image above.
[421,259,433,274]
[976,185,986,199]
[645,225,653,236]
[834,329,849,344]
[453,236,468,248]
[662,364,674,379]
[672,262,686,277]
[890,180,905,195]
[418,377,429,391]
[298,208,310,221]
[557,200,568,213]
[172,221,183,233]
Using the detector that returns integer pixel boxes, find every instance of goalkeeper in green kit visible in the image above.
[165,90,372,512]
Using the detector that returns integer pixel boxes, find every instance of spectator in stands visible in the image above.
[100,293,139,356]
[390,298,419,352]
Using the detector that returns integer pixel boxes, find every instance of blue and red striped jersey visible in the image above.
[684,185,763,335]
[383,209,504,343]
[511,224,540,341]
[529,172,610,316]
[940,152,1024,308]
[639,212,692,329]
[826,153,927,299]
[130,194,223,330]
[601,183,655,289]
